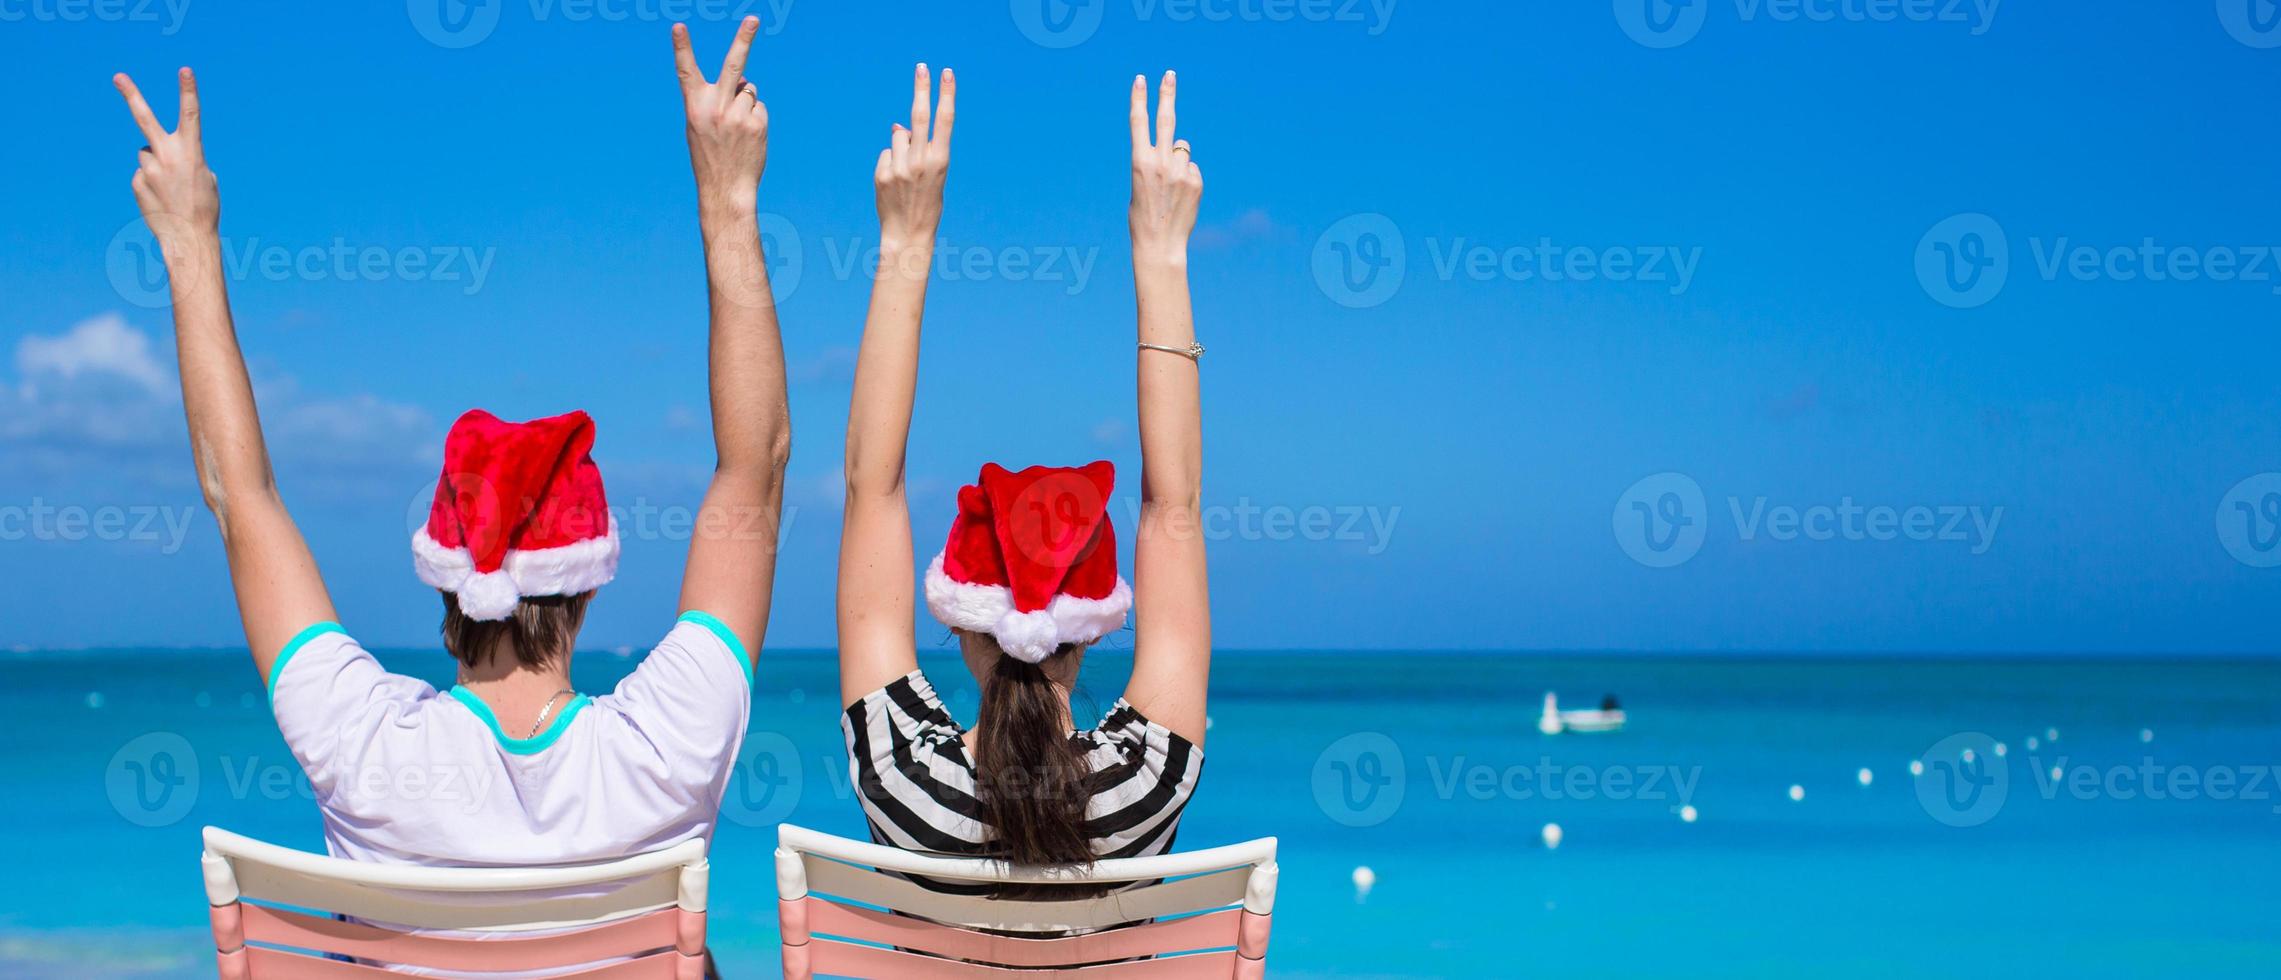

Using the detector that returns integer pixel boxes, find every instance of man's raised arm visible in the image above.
[116,67,337,680]
[670,18,792,669]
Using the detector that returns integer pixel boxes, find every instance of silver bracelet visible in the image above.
[1138,341,1205,361]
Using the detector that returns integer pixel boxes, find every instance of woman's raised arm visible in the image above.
[1120,72,1211,746]
[837,65,954,707]
[115,68,338,680]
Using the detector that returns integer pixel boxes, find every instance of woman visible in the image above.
[837,66,1212,894]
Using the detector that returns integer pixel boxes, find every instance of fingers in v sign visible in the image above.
[1129,71,1203,264]
[874,62,954,255]
[675,17,769,213]
[114,67,220,245]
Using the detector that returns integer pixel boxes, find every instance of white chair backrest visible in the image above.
[774,823,1278,978]
[201,826,710,978]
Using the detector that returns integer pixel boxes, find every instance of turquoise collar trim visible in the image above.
[676,610,755,688]
[267,621,347,697]
[448,686,590,755]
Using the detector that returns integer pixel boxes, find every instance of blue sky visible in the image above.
[3,1,2279,654]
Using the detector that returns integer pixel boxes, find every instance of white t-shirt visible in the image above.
[266,612,752,868]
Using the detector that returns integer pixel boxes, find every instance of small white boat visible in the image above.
[1539,692,1626,734]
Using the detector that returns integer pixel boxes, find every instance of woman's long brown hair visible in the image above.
[972,640,1104,898]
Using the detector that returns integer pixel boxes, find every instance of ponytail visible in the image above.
[973,644,1098,897]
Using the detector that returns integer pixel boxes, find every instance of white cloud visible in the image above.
[1,314,437,495]
[16,313,171,396]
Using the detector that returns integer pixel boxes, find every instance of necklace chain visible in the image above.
[526,688,579,739]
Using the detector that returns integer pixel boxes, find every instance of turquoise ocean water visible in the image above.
[3,647,2278,978]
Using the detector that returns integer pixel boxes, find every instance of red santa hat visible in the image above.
[925,461,1134,663]
[411,409,619,621]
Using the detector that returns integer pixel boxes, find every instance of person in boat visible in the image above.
[1601,694,1622,712]
[110,19,786,903]
[835,67,1211,897]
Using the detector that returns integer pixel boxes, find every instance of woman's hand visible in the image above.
[675,17,767,215]
[1128,71,1201,267]
[875,64,954,255]
[115,68,218,247]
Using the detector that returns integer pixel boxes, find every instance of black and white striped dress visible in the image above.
[842,670,1203,895]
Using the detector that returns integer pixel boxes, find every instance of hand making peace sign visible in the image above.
[674,16,768,212]
[114,67,218,246]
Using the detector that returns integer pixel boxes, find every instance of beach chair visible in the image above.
[774,824,1278,978]
[199,826,711,978]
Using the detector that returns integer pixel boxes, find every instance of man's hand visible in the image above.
[675,17,767,215]
[1129,71,1201,267]
[875,64,954,254]
[115,68,218,248]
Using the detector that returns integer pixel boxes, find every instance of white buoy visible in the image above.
[1856,768,1874,787]
[1679,805,1698,823]
[1909,759,1925,777]
[2046,727,2059,742]
[2025,736,2039,751]
[1350,866,1375,901]
[2139,728,2154,744]
[2049,765,2063,783]
[1541,822,1563,849]
[1961,748,1976,764]
[1993,742,2008,757]
[1788,784,1805,802]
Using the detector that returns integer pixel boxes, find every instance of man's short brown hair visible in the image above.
[440,591,594,668]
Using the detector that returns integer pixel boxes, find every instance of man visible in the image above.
[111,18,786,870]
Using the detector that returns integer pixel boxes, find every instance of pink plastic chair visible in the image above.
[199,826,710,978]
[774,824,1278,978]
